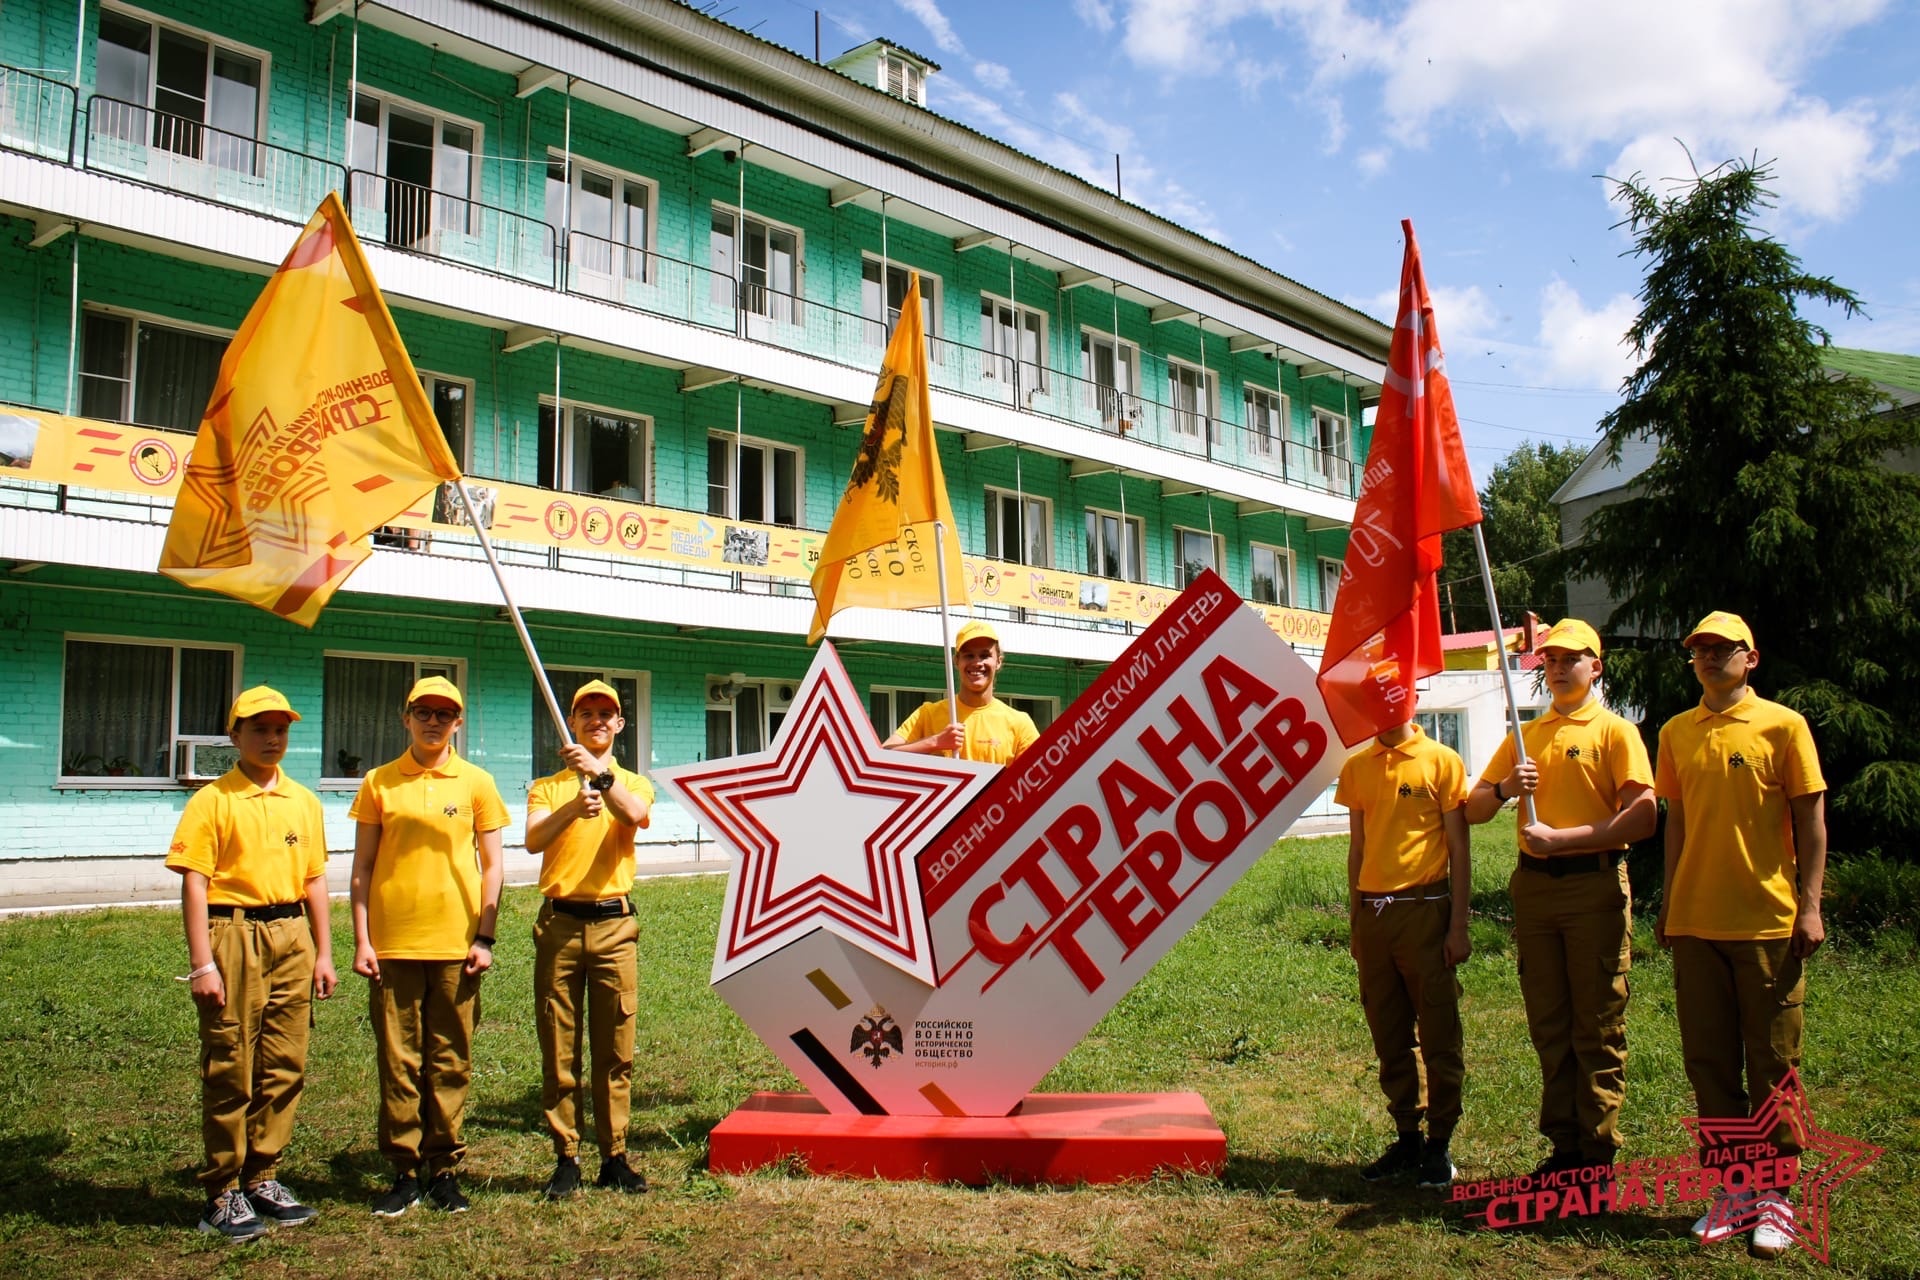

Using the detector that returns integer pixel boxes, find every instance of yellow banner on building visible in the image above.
[5,408,1330,647]
[156,193,462,626]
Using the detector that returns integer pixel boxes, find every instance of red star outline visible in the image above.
[1682,1067,1883,1264]
[656,642,994,985]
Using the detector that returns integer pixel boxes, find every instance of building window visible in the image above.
[94,8,263,171]
[1004,695,1056,731]
[1320,556,1343,611]
[61,637,237,782]
[1250,542,1292,606]
[547,156,652,284]
[531,667,649,784]
[711,208,801,324]
[881,53,925,104]
[1174,527,1221,588]
[985,487,1051,566]
[419,371,471,472]
[349,92,480,249]
[1084,507,1144,582]
[537,402,650,500]
[862,259,938,346]
[1168,361,1218,443]
[78,310,230,432]
[868,686,942,740]
[706,675,799,757]
[981,295,1046,395]
[322,654,461,780]
[1244,385,1286,458]
[1311,408,1352,490]
[1080,331,1139,432]
[707,432,802,526]
[1415,709,1464,756]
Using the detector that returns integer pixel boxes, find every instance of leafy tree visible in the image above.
[1565,159,1920,857]
[1439,441,1589,629]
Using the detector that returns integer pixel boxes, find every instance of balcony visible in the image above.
[10,77,1363,509]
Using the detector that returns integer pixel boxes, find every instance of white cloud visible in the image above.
[1074,0,1116,34]
[896,0,965,57]
[1532,279,1640,391]
[974,61,1014,92]
[1355,146,1388,178]
[1358,282,1499,342]
[1233,57,1286,99]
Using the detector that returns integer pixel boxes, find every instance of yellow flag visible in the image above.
[159,192,461,626]
[807,273,966,643]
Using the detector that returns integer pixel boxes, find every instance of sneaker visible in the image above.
[1416,1139,1458,1189]
[198,1187,270,1242]
[543,1157,582,1201]
[1750,1192,1794,1259]
[1360,1133,1423,1182]
[596,1153,648,1194]
[425,1171,469,1214]
[371,1172,421,1218]
[244,1178,317,1226]
[1691,1188,1753,1244]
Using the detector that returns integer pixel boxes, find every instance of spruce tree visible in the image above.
[1567,159,1920,857]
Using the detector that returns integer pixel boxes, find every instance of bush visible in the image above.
[1822,850,1920,950]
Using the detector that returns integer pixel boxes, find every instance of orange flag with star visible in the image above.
[806,272,966,642]
[159,191,461,626]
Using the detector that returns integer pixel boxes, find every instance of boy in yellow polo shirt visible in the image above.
[166,686,336,1242]
[525,679,655,1200]
[1466,618,1655,1177]
[349,676,508,1218]
[1655,612,1826,1258]
[1335,713,1472,1189]
[885,621,1039,766]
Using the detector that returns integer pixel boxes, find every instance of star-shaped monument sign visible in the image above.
[656,644,996,986]
[659,572,1345,1119]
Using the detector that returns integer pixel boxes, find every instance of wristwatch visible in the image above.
[589,770,615,793]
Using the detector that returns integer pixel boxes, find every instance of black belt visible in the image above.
[546,896,631,920]
[1519,851,1624,878]
[209,902,304,922]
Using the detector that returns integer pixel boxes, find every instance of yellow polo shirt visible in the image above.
[166,768,327,906]
[1481,701,1653,850]
[1655,693,1825,941]
[527,763,655,901]
[1335,726,1468,893]
[895,696,1039,766]
[349,750,510,960]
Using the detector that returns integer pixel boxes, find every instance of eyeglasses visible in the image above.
[408,706,460,724]
[1686,643,1749,663]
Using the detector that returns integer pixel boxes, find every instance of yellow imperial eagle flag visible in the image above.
[806,271,966,643]
[159,191,461,626]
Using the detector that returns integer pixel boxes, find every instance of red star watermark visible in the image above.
[1684,1068,1882,1264]
[656,643,994,985]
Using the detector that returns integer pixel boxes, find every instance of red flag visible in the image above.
[1316,220,1482,747]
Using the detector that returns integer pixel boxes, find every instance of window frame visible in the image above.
[1173,525,1223,589]
[704,674,800,758]
[861,256,941,346]
[706,428,805,527]
[1083,505,1145,583]
[984,485,1053,567]
[96,2,272,166]
[546,150,657,285]
[319,650,466,786]
[58,633,242,788]
[417,368,473,473]
[1249,540,1293,607]
[530,664,652,785]
[1244,384,1287,457]
[868,685,945,740]
[349,88,485,240]
[1415,708,1466,758]
[980,291,1049,395]
[537,396,653,501]
[709,204,805,324]
[1319,555,1344,611]
[77,304,234,429]
[1167,358,1219,443]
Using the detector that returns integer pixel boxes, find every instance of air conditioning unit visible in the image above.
[767,683,798,713]
[175,735,239,784]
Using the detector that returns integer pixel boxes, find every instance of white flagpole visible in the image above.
[933,518,959,757]
[450,479,572,748]
[1472,522,1533,824]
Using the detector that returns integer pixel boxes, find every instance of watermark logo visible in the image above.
[1451,1070,1880,1264]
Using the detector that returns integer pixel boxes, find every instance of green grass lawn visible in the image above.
[1,829,1916,1278]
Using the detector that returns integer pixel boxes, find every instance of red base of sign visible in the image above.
[708,1091,1227,1185]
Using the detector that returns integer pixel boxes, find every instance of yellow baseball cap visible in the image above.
[954,620,1001,651]
[1536,618,1602,656]
[1682,611,1754,650]
[228,685,300,732]
[406,675,465,709]
[571,678,622,713]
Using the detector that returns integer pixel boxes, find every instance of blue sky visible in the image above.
[718,0,1920,480]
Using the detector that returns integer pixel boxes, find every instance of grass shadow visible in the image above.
[0,1127,196,1229]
